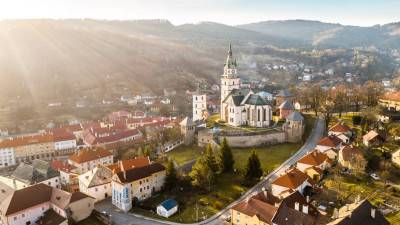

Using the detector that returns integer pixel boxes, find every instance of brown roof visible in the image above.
[329,123,351,133]
[115,163,165,183]
[272,168,315,189]
[50,160,77,173]
[232,193,278,224]
[68,148,112,164]
[340,145,364,162]
[107,157,151,173]
[0,133,54,148]
[1,183,52,216]
[381,91,400,102]
[272,191,319,225]
[37,209,67,225]
[298,150,332,166]
[317,136,342,147]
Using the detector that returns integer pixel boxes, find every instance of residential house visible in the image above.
[231,190,319,225]
[50,160,79,190]
[78,165,113,202]
[296,150,332,181]
[338,145,366,173]
[0,183,94,225]
[0,143,15,168]
[271,168,315,198]
[0,160,60,190]
[378,91,400,121]
[156,199,178,218]
[315,136,343,160]
[275,90,293,107]
[111,162,166,212]
[363,130,385,147]
[279,101,295,120]
[68,148,113,174]
[328,123,352,144]
[327,199,389,225]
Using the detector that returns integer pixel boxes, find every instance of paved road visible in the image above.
[96,117,326,225]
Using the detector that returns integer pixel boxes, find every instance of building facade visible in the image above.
[192,93,207,122]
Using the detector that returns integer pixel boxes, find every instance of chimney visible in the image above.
[294,202,300,211]
[262,187,267,198]
[245,196,250,203]
[306,195,310,203]
[371,208,376,219]
[302,204,309,214]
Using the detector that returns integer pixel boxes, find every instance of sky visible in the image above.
[0,0,399,26]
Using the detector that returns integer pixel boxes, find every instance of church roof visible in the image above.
[222,88,251,104]
[245,94,269,106]
[179,117,194,126]
[232,95,245,106]
[224,43,237,69]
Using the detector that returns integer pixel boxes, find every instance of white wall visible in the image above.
[0,147,15,168]
[55,140,77,151]
[6,202,50,225]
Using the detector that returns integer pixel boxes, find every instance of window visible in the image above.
[14,217,17,221]
[21,214,25,218]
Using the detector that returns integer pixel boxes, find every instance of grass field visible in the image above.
[137,142,302,223]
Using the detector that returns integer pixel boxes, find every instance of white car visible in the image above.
[370,173,380,180]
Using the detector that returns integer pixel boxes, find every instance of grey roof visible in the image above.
[333,200,389,225]
[276,89,292,97]
[232,95,245,106]
[179,117,194,126]
[286,111,304,121]
[245,94,269,106]
[11,160,60,184]
[279,100,295,110]
[80,165,113,188]
[222,88,251,104]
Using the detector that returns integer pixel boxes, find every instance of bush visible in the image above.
[212,200,223,210]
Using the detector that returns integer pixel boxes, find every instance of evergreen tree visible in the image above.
[244,150,263,181]
[218,138,234,172]
[165,160,177,189]
[204,144,218,172]
[189,157,214,191]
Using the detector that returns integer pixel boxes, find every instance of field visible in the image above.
[138,142,302,223]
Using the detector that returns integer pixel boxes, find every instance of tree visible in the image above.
[204,144,218,172]
[165,160,178,189]
[218,138,235,172]
[243,151,263,181]
[189,157,215,191]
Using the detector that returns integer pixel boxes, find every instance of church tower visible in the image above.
[220,43,241,121]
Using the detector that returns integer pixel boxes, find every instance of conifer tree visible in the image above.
[218,138,235,172]
[244,150,263,181]
[165,160,177,189]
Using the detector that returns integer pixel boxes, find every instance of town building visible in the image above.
[283,111,305,143]
[220,45,273,128]
[111,162,166,212]
[68,148,113,174]
[231,190,319,225]
[192,93,207,122]
[328,122,352,144]
[315,136,343,160]
[78,165,113,202]
[338,145,366,173]
[378,91,400,122]
[271,168,315,198]
[0,160,60,190]
[279,100,295,120]
[179,117,196,145]
[50,160,79,190]
[363,130,385,147]
[0,183,94,225]
[297,150,332,181]
[275,90,293,107]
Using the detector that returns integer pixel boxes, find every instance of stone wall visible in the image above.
[217,131,286,148]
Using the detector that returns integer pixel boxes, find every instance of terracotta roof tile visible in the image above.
[329,123,351,133]
[232,194,278,224]
[272,168,315,189]
[68,148,112,164]
[298,150,331,166]
[317,136,342,147]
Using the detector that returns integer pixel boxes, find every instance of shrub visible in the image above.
[352,115,362,125]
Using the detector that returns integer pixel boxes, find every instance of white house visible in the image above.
[296,150,332,172]
[68,148,113,174]
[53,132,77,151]
[315,136,343,160]
[0,145,16,168]
[78,165,112,202]
[111,162,166,212]
[157,199,178,218]
[271,168,315,198]
[50,160,79,186]
[0,183,94,225]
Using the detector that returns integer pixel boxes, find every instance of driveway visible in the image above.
[96,117,326,225]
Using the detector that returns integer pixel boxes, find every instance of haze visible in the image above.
[1,0,400,26]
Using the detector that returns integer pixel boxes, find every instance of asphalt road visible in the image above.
[95,117,326,225]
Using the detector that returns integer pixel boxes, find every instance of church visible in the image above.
[220,44,273,127]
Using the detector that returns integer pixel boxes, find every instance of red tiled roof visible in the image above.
[0,133,54,148]
[68,148,112,164]
[83,128,141,145]
[381,91,400,102]
[107,157,151,173]
[272,168,315,189]
[329,123,351,133]
[317,136,342,147]
[340,145,364,162]
[50,160,77,173]
[298,150,331,166]
[232,196,278,224]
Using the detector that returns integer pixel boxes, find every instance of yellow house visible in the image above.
[304,166,323,182]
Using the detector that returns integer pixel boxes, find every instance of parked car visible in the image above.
[370,173,380,180]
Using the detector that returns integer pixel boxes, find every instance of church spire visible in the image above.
[225,42,235,70]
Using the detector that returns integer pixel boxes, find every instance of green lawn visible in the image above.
[136,142,302,223]
[166,145,203,166]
